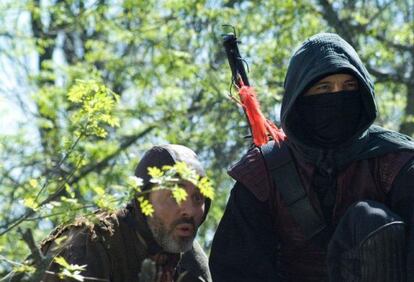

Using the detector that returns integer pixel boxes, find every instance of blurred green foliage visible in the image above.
[0,0,412,279]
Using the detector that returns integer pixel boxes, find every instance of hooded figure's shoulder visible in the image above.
[359,125,414,159]
[227,140,289,202]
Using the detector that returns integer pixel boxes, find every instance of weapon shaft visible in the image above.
[222,33,250,87]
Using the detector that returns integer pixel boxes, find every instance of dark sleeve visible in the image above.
[388,157,414,281]
[42,227,111,282]
[209,182,282,282]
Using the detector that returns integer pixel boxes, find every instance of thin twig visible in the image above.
[18,228,44,265]
[0,155,84,236]
[44,270,110,281]
[34,134,83,202]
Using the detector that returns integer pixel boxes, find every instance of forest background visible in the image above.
[0,0,413,279]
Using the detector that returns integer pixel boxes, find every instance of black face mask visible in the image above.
[295,90,363,147]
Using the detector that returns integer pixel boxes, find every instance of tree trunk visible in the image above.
[399,79,414,136]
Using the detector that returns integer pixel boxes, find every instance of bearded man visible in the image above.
[40,144,212,282]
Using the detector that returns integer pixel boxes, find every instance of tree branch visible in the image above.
[316,0,356,46]
[68,125,156,185]
[0,125,156,235]
[372,34,414,53]
[18,228,44,265]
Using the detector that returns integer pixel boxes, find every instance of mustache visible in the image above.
[171,217,196,229]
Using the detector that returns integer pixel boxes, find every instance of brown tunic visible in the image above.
[39,202,211,282]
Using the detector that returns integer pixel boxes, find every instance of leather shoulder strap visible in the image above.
[260,141,326,240]
[227,146,273,202]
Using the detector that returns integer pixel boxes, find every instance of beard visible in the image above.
[147,215,197,253]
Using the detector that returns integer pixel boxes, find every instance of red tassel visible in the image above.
[238,81,286,146]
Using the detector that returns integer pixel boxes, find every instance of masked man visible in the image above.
[210,33,414,281]
[41,144,212,282]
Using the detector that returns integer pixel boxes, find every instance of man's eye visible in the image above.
[315,85,330,92]
[317,85,329,90]
[168,193,177,202]
[193,194,205,205]
[345,82,358,90]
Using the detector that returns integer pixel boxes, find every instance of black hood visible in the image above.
[134,144,210,222]
[281,33,378,168]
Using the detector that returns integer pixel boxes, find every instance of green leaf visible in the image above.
[23,197,38,211]
[127,176,143,191]
[148,167,164,179]
[198,177,215,200]
[54,256,71,269]
[172,185,187,204]
[55,256,87,281]
[138,196,154,216]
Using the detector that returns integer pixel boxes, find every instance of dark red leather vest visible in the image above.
[228,145,414,280]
